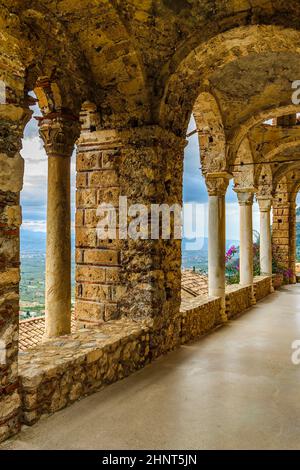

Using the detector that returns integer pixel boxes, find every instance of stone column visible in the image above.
[205,173,231,320]
[257,197,272,275]
[39,115,79,339]
[235,190,255,288]
[0,96,31,442]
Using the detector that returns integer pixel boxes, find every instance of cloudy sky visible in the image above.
[20,110,261,247]
[21,103,76,238]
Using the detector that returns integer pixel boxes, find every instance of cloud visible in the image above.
[183,119,207,204]
[22,220,47,233]
[20,118,76,228]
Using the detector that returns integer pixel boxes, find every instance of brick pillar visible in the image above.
[289,200,297,284]
[75,103,186,356]
[0,101,31,442]
[272,189,293,281]
[75,103,122,325]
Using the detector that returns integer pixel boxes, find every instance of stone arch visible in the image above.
[2,2,150,127]
[273,162,300,190]
[232,137,255,191]
[265,140,300,164]
[291,180,300,203]
[255,164,273,197]
[193,91,226,174]
[249,124,300,164]
[229,106,300,166]
[159,25,300,139]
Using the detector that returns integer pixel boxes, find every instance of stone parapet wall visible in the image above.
[180,296,222,344]
[19,320,150,426]
[16,285,273,430]
[273,273,284,290]
[225,285,253,319]
[253,275,273,302]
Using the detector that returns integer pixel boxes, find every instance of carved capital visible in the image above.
[205,172,232,196]
[234,188,255,206]
[38,115,80,157]
[257,196,272,212]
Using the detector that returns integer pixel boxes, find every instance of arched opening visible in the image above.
[181,111,261,300]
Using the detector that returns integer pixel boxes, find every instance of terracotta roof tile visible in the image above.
[19,316,76,352]
[181,270,208,299]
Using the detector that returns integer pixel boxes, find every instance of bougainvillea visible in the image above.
[226,231,260,285]
[225,245,240,284]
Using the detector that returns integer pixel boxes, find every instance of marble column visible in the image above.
[235,190,255,288]
[39,115,79,338]
[206,173,231,316]
[257,197,272,275]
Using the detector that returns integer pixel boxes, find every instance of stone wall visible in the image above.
[16,286,273,431]
[180,296,223,344]
[272,188,295,280]
[225,285,253,320]
[19,320,150,426]
[253,275,273,302]
[75,106,122,326]
[273,273,284,290]
[0,85,31,440]
[19,296,223,427]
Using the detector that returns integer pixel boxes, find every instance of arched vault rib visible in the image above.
[159,25,300,138]
[2,1,151,126]
[193,91,226,174]
[248,125,300,165]
[273,162,300,190]
[228,104,300,166]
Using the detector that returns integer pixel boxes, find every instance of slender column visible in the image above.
[39,115,79,338]
[235,190,255,287]
[257,197,272,275]
[206,173,231,304]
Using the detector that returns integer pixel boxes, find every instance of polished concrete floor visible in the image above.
[2,285,300,450]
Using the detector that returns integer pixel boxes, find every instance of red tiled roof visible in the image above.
[19,316,76,352]
[181,270,208,299]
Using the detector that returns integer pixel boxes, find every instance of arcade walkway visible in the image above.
[2,285,300,450]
